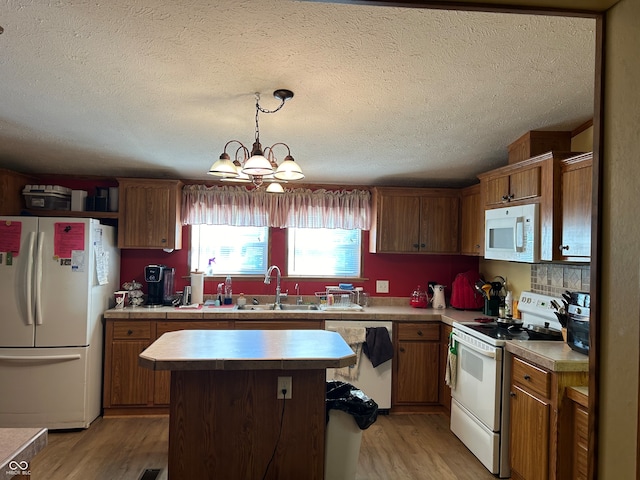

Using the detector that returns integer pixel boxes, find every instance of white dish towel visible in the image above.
[445,332,458,389]
[329,327,367,381]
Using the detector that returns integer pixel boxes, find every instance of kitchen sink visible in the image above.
[237,303,319,311]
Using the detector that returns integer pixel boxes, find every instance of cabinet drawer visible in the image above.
[396,323,439,341]
[113,322,152,340]
[511,356,550,398]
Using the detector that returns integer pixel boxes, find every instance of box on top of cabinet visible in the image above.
[22,184,72,210]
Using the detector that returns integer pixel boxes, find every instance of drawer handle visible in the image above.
[523,374,531,381]
[510,391,516,397]
[417,330,423,336]
[127,329,133,336]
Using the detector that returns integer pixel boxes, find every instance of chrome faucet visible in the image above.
[295,283,303,305]
[264,265,282,306]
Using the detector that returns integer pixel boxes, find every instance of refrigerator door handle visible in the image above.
[35,231,45,325]
[0,354,82,363]
[25,232,36,326]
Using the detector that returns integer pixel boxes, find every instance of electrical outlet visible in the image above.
[376,280,389,294]
[277,376,292,399]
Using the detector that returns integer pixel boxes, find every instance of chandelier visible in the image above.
[208,89,304,191]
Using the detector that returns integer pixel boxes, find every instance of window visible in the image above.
[190,225,269,275]
[287,228,361,277]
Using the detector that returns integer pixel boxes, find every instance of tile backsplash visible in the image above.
[531,264,590,296]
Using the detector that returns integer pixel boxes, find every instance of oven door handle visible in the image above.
[452,332,497,359]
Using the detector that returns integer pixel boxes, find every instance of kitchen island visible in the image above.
[139,329,356,480]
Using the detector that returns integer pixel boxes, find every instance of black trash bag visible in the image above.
[326,380,378,430]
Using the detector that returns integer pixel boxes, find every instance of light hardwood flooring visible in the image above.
[30,414,497,479]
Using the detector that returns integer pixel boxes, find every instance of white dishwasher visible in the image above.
[325,320,393,410]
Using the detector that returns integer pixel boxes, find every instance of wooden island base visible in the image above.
[139,329,356,480]
[169,368,325,480]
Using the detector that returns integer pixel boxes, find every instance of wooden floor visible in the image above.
[29,414,497,480]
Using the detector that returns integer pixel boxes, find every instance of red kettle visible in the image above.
[410,286,429,308]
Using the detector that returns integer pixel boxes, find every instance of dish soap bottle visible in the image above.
[505,290,513,318]
[224,275,233,305]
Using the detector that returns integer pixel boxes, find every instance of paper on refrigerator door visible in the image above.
[94,247,109,285]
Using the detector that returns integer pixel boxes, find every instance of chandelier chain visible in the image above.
[254,92,287,143]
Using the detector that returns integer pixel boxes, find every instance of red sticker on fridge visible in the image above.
[0,221,22,256]
[54,222,85,258]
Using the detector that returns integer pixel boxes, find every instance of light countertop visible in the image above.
[506,340,589,372]
[139,329,357,371]
[0,428,47,479]
[105,303,483,326]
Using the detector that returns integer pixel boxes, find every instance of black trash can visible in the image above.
[325,381,378,480]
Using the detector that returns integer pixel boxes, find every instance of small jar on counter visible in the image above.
[237,293,247,307]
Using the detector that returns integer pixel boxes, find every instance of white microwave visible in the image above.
[484,203,540,263]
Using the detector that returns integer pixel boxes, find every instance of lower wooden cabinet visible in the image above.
[103,317,323,414]
[104,321,154,409]
[393,323,441,411]
[508,355,588,480]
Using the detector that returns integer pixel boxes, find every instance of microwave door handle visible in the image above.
[514,216,525,252]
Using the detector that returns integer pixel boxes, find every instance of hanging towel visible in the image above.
[445,331,458,389]
[363,327,394,367]
[330,327,367,381]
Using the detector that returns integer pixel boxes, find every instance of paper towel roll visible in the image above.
[190,272,204,304]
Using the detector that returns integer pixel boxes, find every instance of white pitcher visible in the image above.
[430,284,446,309]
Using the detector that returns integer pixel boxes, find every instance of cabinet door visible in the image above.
[484,175,511,205]
[419,195,460,253]
[395,340,440,404]
[510,384,550,480]
[460,185,482,255]
[110,340,153,406]
[376,194,421,252]
[118,179,182,249]
[509,165,542,202]
[560,161,592,259]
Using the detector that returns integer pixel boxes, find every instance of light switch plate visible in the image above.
[376,280,389,294]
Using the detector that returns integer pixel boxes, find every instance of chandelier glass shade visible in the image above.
[208,90,304,189]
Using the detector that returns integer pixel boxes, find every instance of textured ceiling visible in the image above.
[0,1,596,187]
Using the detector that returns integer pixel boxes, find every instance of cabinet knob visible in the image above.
[475,244,481,249]
[417,330,423,336]
[399,347,406,353]
[510,391,516,398]
[420,243,426,248]
[127,329,133,335]
[523,374,531,381]
[413,243,419,249]
[559,245,570,251]
[501,195,509,202]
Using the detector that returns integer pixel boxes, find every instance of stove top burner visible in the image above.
[465,323,530,341]
[463,322,563,341]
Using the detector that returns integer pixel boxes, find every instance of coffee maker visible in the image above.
[144,265,175,306]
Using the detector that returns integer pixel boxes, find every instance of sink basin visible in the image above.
[237,303,319,311]
[279,304,319,311]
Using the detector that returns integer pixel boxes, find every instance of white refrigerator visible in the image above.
[0,216,120,429]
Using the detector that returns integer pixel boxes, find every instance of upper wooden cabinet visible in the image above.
[480,160,546,207]
[117,178,183,249]
[507,131,571,165]
[556,153,593,261]
[0,169,36,215]
[370,187,460,254]
[460,184,482,256]
[478,151,582,261]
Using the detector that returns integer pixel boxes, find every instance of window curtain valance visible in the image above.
[182,185,371,230]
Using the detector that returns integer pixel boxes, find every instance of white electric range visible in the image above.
[449,292,564,478]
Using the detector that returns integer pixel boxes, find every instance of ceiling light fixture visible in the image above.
[208,89,304,189]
